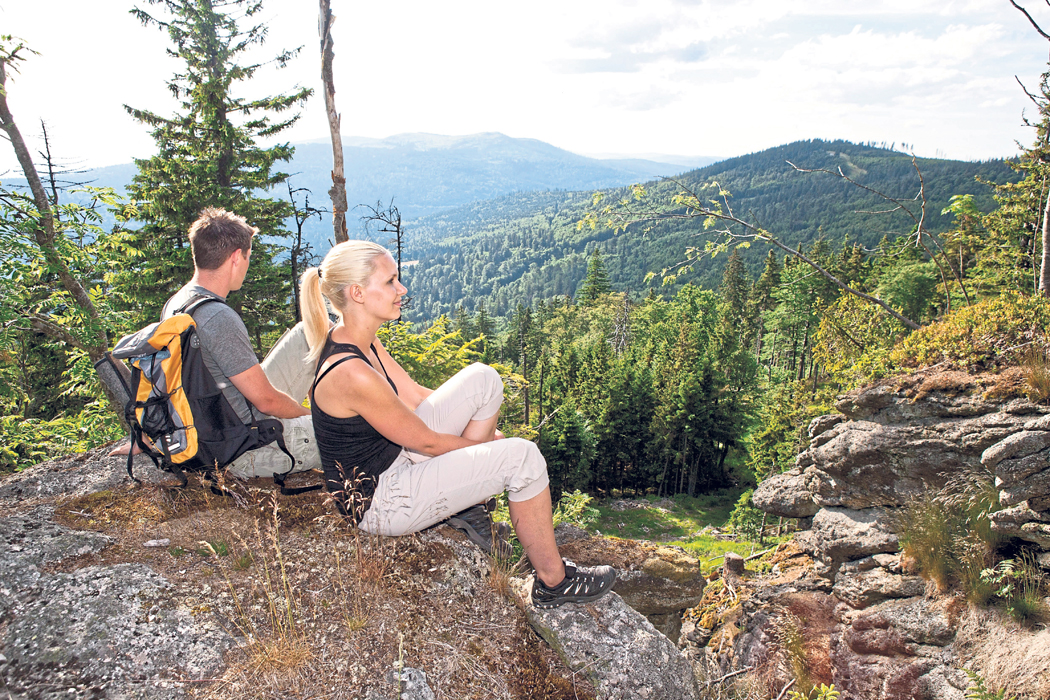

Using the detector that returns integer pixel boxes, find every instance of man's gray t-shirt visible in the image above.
[162,284,262,424]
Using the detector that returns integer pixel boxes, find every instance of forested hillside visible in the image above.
[403,140,1015,320]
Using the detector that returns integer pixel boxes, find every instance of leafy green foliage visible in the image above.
[726,489,764,540]
[0,181,138,471]
[376,317,481,389]
[979,555,1048,624]
[788,684,840,700]
[551,489,600,529]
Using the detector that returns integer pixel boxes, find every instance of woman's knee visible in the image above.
[467,361,503,388]
[504,438,547,475]
[503,438,550,501]
[462,362,503,414]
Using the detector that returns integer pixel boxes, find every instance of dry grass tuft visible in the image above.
[953,606,1050,699]
[1021,345,1050,403]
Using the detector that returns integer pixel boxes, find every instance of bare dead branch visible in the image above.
[1010,0,1050,41]
[706,665,754,687]
[1016,75,1044,107]
[774,678,797,700]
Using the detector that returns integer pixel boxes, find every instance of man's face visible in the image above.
[230,243,252,291]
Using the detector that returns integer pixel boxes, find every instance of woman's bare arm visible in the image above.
[313,355,470,456]
[372,337,433,409]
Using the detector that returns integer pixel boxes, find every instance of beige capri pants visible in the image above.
[358,362,550,536]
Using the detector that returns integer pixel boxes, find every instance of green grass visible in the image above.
[197,539,230,557]
[592,488,744,540]
[587,488,783,573]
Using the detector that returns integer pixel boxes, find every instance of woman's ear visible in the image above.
[345,284,363,304]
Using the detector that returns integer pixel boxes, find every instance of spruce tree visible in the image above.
[579,247,612,305]
[452,303,476,342]
[119,0,311,336]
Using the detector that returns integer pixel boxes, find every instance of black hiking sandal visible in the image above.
[446,499,512,559]
[531,560,617,609]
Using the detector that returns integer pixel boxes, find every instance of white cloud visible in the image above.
[0,0,1047,172]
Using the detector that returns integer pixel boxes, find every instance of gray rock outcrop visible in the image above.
[0,493,232,699]
[755,384,1043,518]
[739,379,1050,699]
[512,578,699,700]
[983,412,1050,548]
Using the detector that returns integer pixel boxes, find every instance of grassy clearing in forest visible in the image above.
[586,488,780,572]
[591,488,743,539]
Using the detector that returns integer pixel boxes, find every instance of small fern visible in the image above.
[964,669,1014,700]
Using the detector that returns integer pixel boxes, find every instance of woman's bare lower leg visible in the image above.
[461,411,499,442]
[509,486,566,587]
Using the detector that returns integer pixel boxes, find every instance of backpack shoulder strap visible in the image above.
[174,293,223,318]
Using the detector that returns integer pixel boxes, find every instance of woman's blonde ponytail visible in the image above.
[300,267,329,363]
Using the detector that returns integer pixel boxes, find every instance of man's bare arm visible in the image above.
[229,365,309,418]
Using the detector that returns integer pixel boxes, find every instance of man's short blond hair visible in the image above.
[188,208,257,270]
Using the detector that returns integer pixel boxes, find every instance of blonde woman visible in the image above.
[300,241,615,608]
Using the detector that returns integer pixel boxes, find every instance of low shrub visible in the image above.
[980,555,1049,625]
[891,292,1050,370]
[964,668,1016,700]
[726,489,764,541]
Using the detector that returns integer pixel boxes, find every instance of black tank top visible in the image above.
[311,333,403,520]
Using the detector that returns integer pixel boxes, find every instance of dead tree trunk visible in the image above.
[319,0,348,244]
[1040,187,1050,296]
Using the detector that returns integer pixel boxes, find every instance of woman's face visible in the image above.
[359,253,407,321]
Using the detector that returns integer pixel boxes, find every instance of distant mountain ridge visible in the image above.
[41,132,719,248]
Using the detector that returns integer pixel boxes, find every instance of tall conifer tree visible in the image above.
[119,0,311,340]
[579,247,612,305]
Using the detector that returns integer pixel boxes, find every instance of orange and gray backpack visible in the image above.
[97,295,312,495]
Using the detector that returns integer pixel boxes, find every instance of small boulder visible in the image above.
[982,430,1050,470]
[994,450,1050,486]
[833,568,926,608]
[859,597,954,646]
[797,507,899,567]
[999,466,1050,507]
[557,538,706,616]
[512,579,700,700]
[752,470,820,518]
[809,414,846,442]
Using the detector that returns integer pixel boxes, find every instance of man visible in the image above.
[112,207,319,479]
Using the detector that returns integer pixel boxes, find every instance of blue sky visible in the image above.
[2,0,1050,172]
